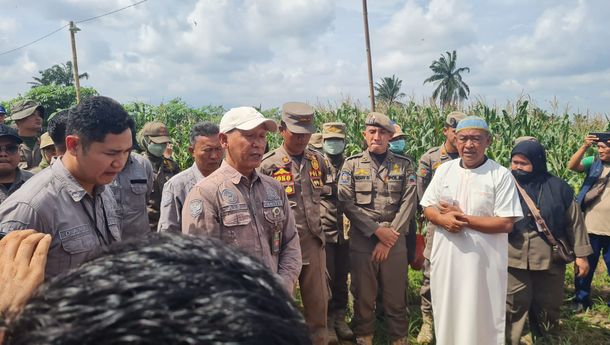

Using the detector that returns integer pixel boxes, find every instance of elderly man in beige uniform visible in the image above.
[9,100,44,171]
[182,107,302,292]
[0,125,34,204]
[259,102,330,345]
[415,111,465,344]
[338,112,418,345]
[159,122,223,233]
[0,96,133,278]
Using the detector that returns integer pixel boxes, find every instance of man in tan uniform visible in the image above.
[181,106,302,292]
[0,124,33,204]
[0,96,132,278]
[159,121,223,233]
[415,111,465,344]
[260,102,329,345]
[319,122,354,343]
[9,100,44,171]
[338,112,418,345]
[31,132,56,173]
[138,121,181,231]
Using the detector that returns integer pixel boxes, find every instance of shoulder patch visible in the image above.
[339,171,351,185]
[189,199,203,218]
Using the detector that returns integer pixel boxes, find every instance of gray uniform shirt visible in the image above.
[109,153,154,239]
[0,158,121,278]
[158,163,204,233]
[0,168,34,204]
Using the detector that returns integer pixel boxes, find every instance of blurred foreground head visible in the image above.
[4,232,310,345]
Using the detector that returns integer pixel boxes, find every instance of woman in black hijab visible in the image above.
[505,140,592,345]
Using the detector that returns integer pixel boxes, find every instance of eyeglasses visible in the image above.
[0,144,19,154]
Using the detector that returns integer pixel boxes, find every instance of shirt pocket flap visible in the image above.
[355,181,373,205]
[130,183,148,195]
[222,211,252,227]
[59,225,97,254]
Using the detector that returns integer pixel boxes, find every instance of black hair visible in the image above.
[66,96,134,149]
[189,121,219,145]
[47,109,69,150]
[4,232,311,345]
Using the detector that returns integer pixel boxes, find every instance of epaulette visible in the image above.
[424,146,442,155]
[345,152,364,161]
[393,153,416,164]
[262,150,276,160]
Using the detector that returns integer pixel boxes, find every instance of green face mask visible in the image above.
[323,139,345,156]
[148,142,167,158]
[389,139,406,154]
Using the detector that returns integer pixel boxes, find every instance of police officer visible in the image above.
[9,100,44,171]
[0,105,7,124]
[338,112,417,345]
[318,122,353,343]
[415,110,465,344]
[31,132,56,173]
[159,121,223,233]
[181,106,302,292]
[0,96,132,278]
[260,102,329,345]
[138,121,181,232]
[0,124,33,204]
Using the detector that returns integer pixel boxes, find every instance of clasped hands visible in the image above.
[438,201,469,233]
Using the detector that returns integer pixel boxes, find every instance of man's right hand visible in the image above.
[440,211,468,233]
[584,134,598,148]
[374,226,399,247]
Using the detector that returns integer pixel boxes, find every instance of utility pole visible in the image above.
[69,21,82,104]
[362,0,375,112]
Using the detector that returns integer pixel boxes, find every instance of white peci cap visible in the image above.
[219,107,278,133]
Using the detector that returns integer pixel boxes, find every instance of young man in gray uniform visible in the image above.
[0,96,133,278]
[0,124,33,204]
[338,112,418,345]
[158,121,223,233]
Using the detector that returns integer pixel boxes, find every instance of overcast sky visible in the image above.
[1,0,609,115]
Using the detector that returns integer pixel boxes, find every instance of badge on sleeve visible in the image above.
[407,174,417,185]
[189,199,203,218]
[339,171,351,185]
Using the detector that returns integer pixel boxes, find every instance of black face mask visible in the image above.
[512,169,534,183]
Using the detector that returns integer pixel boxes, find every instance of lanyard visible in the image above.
[80,196,111,246]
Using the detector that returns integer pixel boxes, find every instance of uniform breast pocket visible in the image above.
[59,225,97,254]
[355,181,373,205]
[130,183,148,195]
[263,207,286,225]
[222,211,252,227]
[388,181,403,204]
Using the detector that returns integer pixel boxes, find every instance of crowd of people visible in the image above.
[0,96,608,345]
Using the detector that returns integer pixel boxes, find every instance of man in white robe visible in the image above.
[420,116,523,345]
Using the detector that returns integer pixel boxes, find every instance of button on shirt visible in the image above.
[158,163,204,233]
[0,158,121,278]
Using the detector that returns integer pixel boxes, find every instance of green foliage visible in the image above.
[28,61,89,88]
[375,74,406,107]
[424,50,470,108]
[6,84,98,119]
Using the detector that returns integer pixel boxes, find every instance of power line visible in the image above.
[0,0,149,57]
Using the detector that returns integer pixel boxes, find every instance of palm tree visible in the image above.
[29,61,89,88]
[423,50,470,108]
[375,74,406,106]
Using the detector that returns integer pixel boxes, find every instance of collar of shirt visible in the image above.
[190,163,205,181]
[52,157,106,202]
[220,160,261,186]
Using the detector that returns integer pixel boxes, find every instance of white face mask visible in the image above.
[323,139,345,155]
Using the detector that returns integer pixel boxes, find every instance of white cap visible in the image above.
[219,107,278,133]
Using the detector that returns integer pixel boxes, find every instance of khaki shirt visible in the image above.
[181,161,302,292]
[509,200,593,270]
[417,144,459,259]
[144,153,181,232]
[18,139,42,171]
[320,154,345,244]
[0,158,121,278]
[338,150,418,253]
[0,168,34,204]
[158,163,204,233]
[109,153,154,239]
[260,145,328,263]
